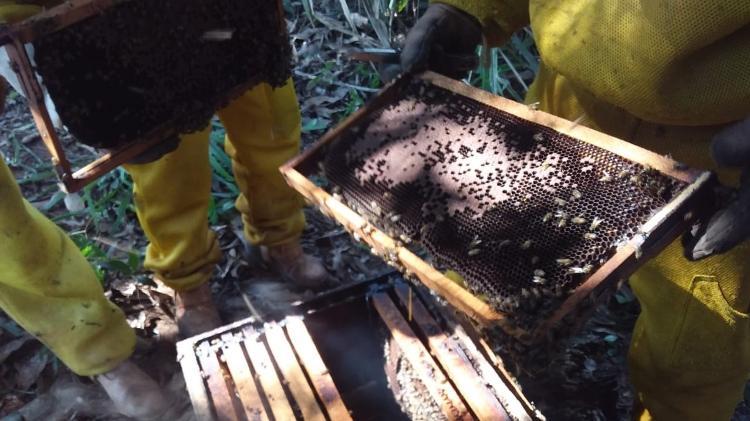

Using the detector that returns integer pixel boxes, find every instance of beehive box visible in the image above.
[0,0,290,191]
[177,279,536,420]
[281,71,714,342]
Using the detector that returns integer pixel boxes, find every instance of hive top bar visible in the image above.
[284,72,711,338]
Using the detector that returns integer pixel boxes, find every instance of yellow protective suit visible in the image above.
[436,0,750,419]
[0,159,136,376]
[124,79,305,292]
[0,0,134,377]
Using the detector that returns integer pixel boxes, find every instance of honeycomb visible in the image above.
[32,0,291,148]
[319,78,686,330]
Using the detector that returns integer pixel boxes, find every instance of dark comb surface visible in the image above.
[320,79,686,329]
[33,0,291,148]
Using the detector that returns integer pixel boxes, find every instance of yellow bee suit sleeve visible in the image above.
[528,63,750,421]
[436,1,750,126]
[0,159,135,376]
[124,79,305,292]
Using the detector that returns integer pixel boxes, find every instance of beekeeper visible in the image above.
[0,0,327,418]
[401,2,750,419]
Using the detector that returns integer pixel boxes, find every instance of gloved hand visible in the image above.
[400,3,482,80]
[684,117,750,260]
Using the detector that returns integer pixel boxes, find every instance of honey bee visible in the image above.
[589,217,604,231]
[521,240,533,249]
[468,248,481,256]
[532,276,547,285]
[571,216,586,225]
[556,258,573,266]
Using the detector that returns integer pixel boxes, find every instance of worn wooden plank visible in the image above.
[196,341,240,421]
[265,323,326,421]
[220,334,269,421]
[244,333,296,421]
[423,298,535,421]
[393,285,509,421]
[285,317,352,421]
[371,293,473,421]
[176,340,214,421]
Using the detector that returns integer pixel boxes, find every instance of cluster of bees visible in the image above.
[33,0,291,149]
[319,79,684,329]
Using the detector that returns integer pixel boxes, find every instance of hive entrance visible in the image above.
[320,78,686,331]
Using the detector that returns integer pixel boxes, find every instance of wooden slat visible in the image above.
[244,333,296,421]
[220,334,269,421]
[285,317,352,421]
[371,293,473,421]
[196,342,240,421]
[393,285,510,421]
[446,312,536,421]
[264,323,326,421]
[176,340,214,421]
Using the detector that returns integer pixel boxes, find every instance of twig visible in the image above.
[498,48,529,92]
[294,69,379,92]
[234,280,264,322]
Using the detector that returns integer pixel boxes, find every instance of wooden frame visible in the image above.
[0,0,287,193]
[280,71,715,343]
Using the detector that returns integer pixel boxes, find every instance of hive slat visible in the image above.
[285,317,353,421]
[176,340,214,420]
[392,284,510,421]
[221,333,269,421]
[244,333,297,421]
[371,292,473,421]
[196,342,240,421]
[264,322,327,421]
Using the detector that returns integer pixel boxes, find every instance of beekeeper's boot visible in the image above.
[174,282,221,338]
[96,359,172,420]
[261,240,329,290]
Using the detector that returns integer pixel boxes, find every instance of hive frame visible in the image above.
[0,0,286,193]
[281,71,715,342]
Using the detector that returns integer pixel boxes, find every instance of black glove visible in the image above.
[684,117,750,260]
[400,3,482,80]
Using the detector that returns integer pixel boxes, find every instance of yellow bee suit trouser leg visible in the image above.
[0,159,135,376]
[526,63,750,421]
[124,79,305,292]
